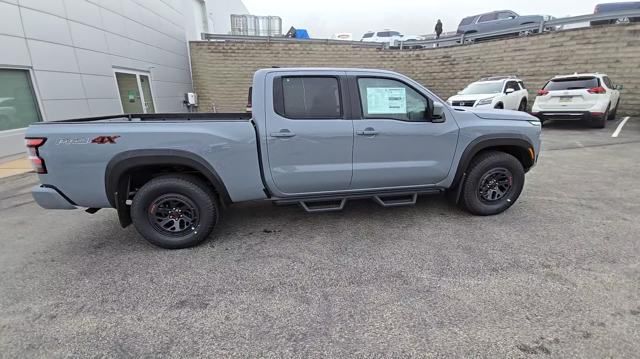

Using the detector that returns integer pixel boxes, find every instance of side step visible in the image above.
[299,199,346,213]
[373,193,418,208]
[273,188,443,214]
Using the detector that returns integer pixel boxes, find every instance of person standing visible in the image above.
[435,19,443,39]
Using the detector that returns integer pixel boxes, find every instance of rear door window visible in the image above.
[275,77,342,119]
[497,12,517,20]
[478,13,498,22]
[544,77,600,91]
[602,76,613,88]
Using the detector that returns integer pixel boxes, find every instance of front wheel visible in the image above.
[131,175,219,249]
[459,151,525,216]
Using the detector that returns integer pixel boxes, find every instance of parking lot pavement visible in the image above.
[1,118,639,357]
[541,116,639,150]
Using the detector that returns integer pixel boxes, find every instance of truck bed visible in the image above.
[32,112,252,124]
[26,112,267,209]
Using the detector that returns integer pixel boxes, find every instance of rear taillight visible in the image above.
[588,87,607,94]
[537,89,549,96]
[25,137,47,174]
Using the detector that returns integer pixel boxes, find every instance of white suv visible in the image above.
[531,73,622,128]
[447,77,529,111]
[361,30,403,44]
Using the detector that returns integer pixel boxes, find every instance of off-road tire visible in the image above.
[131,175,219,249]
[460,151,525,216]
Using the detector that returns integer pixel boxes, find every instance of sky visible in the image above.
[241,0,603,38]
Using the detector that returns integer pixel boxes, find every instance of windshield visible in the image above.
[544,77,599,91]
[460,82,503,95]
[362,32,374,38]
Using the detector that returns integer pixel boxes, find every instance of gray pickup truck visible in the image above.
[26,68,541,249]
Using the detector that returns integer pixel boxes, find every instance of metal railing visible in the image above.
[399,9,640,49]
[200,9,640,50]
[199,33,385,48]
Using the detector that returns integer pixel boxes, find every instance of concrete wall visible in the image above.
[190,24,640,116]
[0,0,195,158]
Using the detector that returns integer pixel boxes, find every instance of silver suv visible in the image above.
[457,10,546,39]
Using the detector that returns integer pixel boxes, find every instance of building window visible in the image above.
[0,69,41,131]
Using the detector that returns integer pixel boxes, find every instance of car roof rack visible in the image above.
[479,75,519,81]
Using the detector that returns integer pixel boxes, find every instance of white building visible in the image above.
[0,0,249,159]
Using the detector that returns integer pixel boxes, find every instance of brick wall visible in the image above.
[190,24,640,116]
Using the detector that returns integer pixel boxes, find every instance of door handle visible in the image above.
[270,129,296,138]
[356,128,378,136]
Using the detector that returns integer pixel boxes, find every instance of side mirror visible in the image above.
[430,102,446,123]
[505,88,515,94]
[616,84,624,90]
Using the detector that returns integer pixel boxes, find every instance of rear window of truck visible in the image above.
[543,77,600,91]
[276,77,342,119]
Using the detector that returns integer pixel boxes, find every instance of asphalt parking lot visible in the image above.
[1,117,639,357]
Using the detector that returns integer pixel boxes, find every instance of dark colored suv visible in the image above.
[457,10,546,40]
[591,2,640,26]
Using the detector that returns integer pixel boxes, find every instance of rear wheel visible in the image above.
[131,175,219,249]
[608,100,620,121]
[459,151,525,216]
[518,99,528,112]
[591,107,609,128]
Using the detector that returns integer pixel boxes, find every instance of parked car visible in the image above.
[362,30,403,43]
[457,10,548,40]
[26,68,541,249]
[333,33,354,41]
[531,73,622,128]
[361,30,423,45]
[591,2,640,26]
[448,76,529,111]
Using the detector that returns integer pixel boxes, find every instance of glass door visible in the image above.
[115,71,156,114]
[139,75,155,113]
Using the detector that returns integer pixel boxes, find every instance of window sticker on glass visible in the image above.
[366,88,407,114]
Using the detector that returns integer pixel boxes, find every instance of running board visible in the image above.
[373,193,418,208]
[272,188,443,214]
[299,199,346,213]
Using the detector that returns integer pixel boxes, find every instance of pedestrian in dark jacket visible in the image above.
[435,19,443,39]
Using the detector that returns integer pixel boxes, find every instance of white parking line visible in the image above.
[612,117,630,138]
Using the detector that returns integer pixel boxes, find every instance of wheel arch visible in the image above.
[105,149,231,227]
[451,135,536,190]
